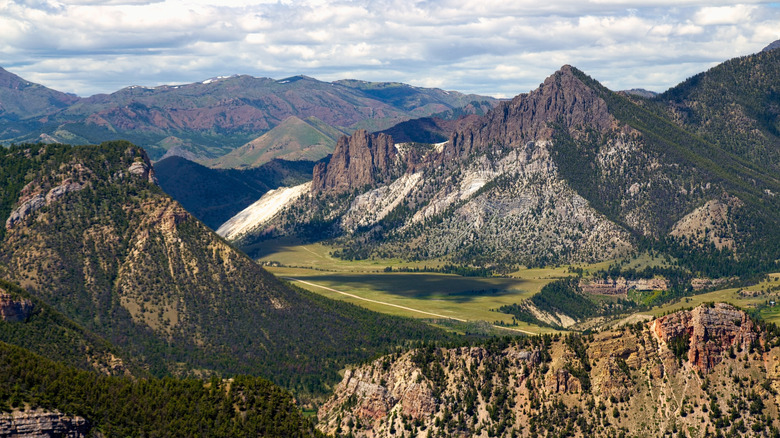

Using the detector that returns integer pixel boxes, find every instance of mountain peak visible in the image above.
[762,39,780,52]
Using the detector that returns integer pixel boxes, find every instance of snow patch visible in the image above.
[216,182,311,240]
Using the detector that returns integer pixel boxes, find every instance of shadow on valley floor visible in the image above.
[297,272,528,303]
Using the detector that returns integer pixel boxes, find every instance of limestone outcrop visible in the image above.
[0,410,88,437]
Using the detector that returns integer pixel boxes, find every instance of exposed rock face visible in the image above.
[669,198,742,250]
[0,410,88,437]
[5,195,45,230]
[438,65,615,164]
[580,276,669,295]
[651,303,757,373]
[319,304,779,437]
[127,157,158,184]
[0,292,33,322]
[312,130,398,194]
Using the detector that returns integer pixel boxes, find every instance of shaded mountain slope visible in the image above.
[658,47,780,172]
[0,279,135,376]
[154,155,318,229]
[0,141,452,394]
[0,342,321,437]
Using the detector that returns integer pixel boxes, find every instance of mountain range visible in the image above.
[223,45,780,279]
[1,41,779,437]
[0,69,497,163]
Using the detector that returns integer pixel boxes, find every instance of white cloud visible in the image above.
[0,0,778,97]
[693,4,756,25]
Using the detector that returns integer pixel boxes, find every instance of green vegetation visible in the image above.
[0,342,321,437]
[0,141,455,399]
[0,279,138,374]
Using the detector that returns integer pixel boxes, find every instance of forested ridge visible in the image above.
[0,341,321,437]
[0,141,454,399]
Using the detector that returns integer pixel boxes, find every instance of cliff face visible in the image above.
[0,410,88,438]
[318,304,780,437]
[0,292,33,322]
[652,303,758,373]
[312,130,399,194]
[438,65,616,164]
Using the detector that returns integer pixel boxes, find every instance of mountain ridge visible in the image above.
[0,69,499,162]
[228,58,780,274]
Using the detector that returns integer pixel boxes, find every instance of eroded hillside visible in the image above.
[319,303,780,437]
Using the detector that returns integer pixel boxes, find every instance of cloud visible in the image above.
[0,0,778,97]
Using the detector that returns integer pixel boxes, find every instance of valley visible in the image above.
[1,40,779,437]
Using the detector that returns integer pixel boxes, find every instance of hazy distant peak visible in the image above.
[761,40,780,52]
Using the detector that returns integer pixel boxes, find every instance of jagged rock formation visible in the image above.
[651,303,757,373]
[319,304,780,437]
[0,410,88,438]
[0,292,33,322]
[312,130,399,194]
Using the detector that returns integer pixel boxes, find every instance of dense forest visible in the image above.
[0,342,321,437]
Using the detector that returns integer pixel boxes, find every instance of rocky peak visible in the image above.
[312,130,398,194]
[438,65,615,164]
[651,303,757,373]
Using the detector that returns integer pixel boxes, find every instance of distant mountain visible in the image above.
[0,67,80,120]
[0,71,499,162]
[377,115,481,144]
[621,88,658,98]
[228,54,780,277]
[154,155,319,229]
[207,116,345,168]
[0,141,452,394]
[762,39,780,52]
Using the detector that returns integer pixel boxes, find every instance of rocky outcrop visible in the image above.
[0,410,88,437]
[4,196,45,230]
[0,292,33,322]
[651,303,757,373]
[127,157,157,184]
[438,65,616,164]
[320,304,777,438]
[580,276,669,295]
[312,130,399,194]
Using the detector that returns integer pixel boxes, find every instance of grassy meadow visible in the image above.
[253,238,780,333]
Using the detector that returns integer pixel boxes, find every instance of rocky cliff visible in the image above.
[438,65,616,165]
[319,303,780,437]
[312,130,399,194]
[0,292,33,323]
[0,410,88,438]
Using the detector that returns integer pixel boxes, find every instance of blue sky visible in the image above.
[1,0,778,98]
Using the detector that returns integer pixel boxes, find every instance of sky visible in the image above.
[1,0,779,98]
